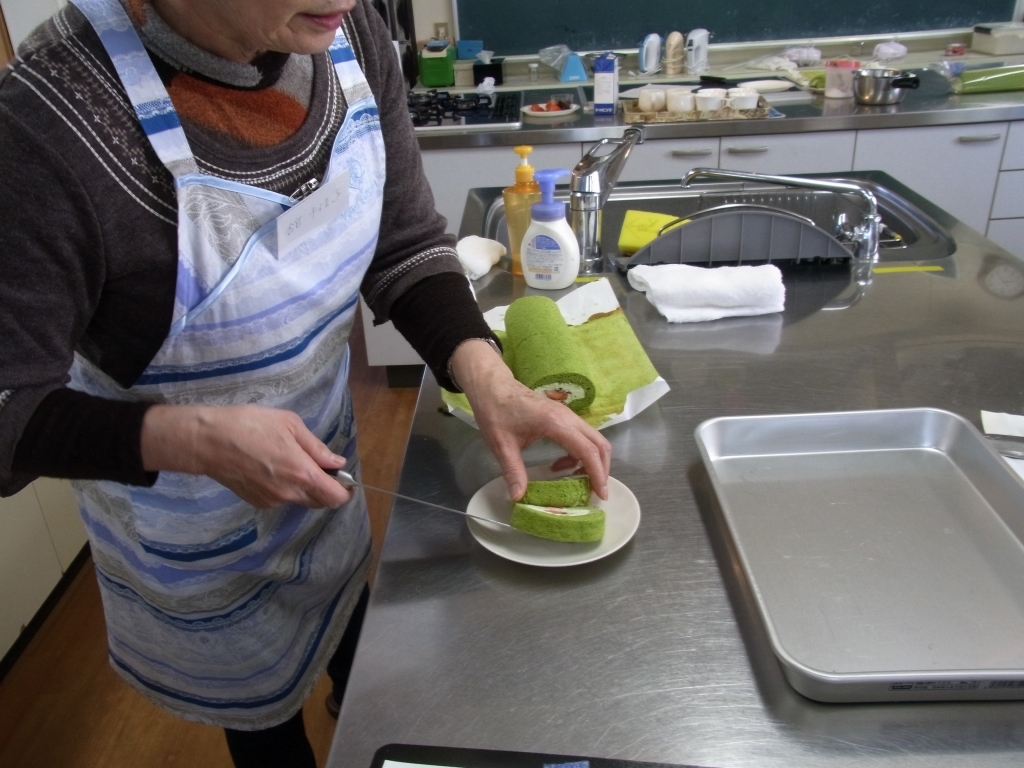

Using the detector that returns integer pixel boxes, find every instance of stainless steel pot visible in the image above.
[853,68,920,105]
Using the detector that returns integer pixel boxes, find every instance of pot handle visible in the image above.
[891,75,920,89]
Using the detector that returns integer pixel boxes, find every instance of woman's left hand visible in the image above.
[450,340,612,502]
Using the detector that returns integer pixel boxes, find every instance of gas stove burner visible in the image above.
[409,103,444,128]
[406,89,523,132]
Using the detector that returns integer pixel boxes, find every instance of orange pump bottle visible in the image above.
[502,146,542,275]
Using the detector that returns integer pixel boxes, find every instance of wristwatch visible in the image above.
[446,337,503,392]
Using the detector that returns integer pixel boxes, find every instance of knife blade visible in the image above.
[325,468,515,530]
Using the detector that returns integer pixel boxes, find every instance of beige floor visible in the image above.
[0,312,420,767]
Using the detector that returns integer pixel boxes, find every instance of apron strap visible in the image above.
[72,0,367,179]
[70,0,198,176]
[327,26,376,110]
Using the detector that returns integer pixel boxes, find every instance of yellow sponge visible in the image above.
[617,210,688,255]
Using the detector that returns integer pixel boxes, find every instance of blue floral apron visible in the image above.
[67,0,384,729]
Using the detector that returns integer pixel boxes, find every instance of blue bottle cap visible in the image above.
[531,168,569,222]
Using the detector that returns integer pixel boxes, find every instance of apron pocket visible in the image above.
[130,477,259,568]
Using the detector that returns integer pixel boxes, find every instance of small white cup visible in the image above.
[666,87,695,112]
[726,89,759,110]
[695,88,726,111]
[638,86,667,112]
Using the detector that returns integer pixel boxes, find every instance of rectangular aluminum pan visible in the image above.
[695,408,1024,703]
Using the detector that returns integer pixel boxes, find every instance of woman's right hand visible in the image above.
[141,404,351,509]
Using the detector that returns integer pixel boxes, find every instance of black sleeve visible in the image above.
[387,273,502,392]
[12,390,157,485]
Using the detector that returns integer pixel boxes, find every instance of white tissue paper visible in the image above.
[981,410,1024,438]
[456,235,505,280]
[627,263,785,323]
[981,410,1024,480]
[873,41,907,61]
[476,49,494,65]
[781,46,821,66]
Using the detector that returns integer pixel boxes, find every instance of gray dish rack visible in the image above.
[617,184,907,270]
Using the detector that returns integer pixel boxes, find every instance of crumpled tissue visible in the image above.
[873,41,907,61]
[628,263,785,323]
[456,235,505,280]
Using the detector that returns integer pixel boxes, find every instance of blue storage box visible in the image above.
[457,40,484,60]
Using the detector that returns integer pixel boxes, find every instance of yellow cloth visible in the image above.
[617,210,687,255]
[443,308,659,428]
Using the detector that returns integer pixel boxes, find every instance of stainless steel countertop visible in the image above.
[330,175,1024,768]
[417,70,1024,150]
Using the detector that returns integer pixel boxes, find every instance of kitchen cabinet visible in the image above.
[1001,121,1024,171]
[0,478,86,659]
[615,137,720,182]
[32,477,87,571]
[854,123,1008,233]
[991,170,1024,220]
[0,485,64,659]
[420,143,583,235]
[986,123,1024,259]
[987,219,1024,261]
[720,131,856,175]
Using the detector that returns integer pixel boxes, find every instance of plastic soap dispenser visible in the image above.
[502,145,542,276]
[522,169,580,290]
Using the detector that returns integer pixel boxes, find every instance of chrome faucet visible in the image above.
[570,127,643,274]
[680,168,883,262]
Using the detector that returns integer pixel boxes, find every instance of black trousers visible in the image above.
[224,584,370,768]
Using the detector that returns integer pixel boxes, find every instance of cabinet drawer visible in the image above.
[615,137,720,182]
[992,171,1024,219]
[720,131,855,175]
[854,123,1007,233]
[421,143,583,235]
[987,218,1024,260]
[1002,122,1024,170]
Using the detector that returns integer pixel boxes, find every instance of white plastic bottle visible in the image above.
[522,169,580,290]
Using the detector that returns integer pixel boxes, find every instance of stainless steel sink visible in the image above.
[463,172,956,268]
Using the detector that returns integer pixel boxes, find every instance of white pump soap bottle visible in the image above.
[522,168,580,290]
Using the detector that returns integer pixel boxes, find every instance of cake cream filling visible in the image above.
[535,382,586,404]
[521,504,591,517]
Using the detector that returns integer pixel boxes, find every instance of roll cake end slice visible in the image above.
[510,503,606,543]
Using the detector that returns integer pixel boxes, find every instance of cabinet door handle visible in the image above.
[727,145,769,154]
[671,148,714,157]
[958,134,1002,143]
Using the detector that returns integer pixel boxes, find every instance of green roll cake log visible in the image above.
[521,476,591,507]
[510,503,606,543]
[504,295,596,413]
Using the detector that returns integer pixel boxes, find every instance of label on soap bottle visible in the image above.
[524,234,563,281]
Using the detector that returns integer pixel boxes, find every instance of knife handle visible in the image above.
[324,467,358,488]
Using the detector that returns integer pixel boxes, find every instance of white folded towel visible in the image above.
[456,236,506,280]
[627,263,785,323]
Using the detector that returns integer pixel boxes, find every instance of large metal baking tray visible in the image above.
[695,407,1024,703]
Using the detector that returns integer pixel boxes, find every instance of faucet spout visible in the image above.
[570,127,643,275]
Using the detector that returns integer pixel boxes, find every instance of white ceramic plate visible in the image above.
[742,79,796,93]
[465,467,640,567]
[521,103,580,117]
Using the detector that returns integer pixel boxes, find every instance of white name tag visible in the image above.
[276,169,350,257]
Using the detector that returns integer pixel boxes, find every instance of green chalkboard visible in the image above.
[456,0,1016,56]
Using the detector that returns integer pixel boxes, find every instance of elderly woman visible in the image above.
[0,0,610,764]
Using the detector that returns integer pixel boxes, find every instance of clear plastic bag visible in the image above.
[539,44,572,72]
